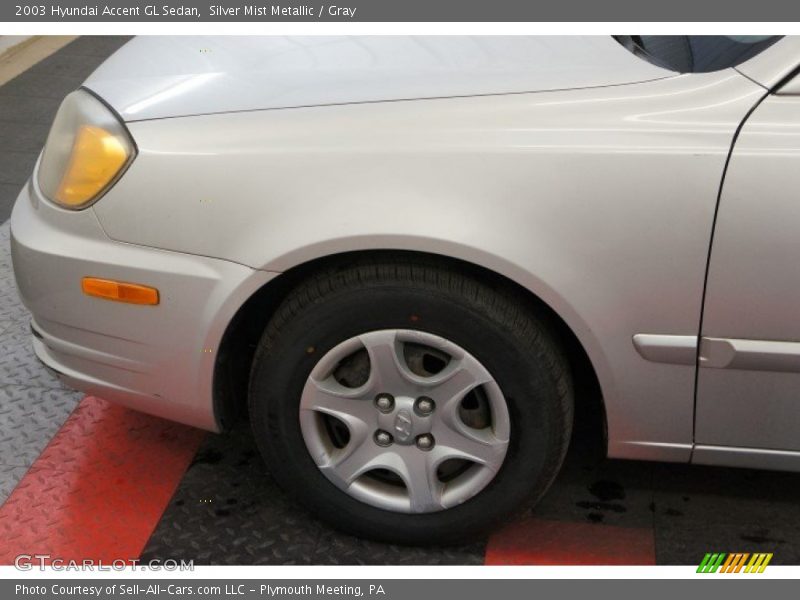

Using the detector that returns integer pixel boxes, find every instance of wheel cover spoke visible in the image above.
[359,330,418,391]
[433,425,508,473]
[301,376,374,433]
[429,358,492,416]
[298,329,511,514]
[323,441,393,486]
[399,452,445,513]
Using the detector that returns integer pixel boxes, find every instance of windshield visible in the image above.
[614,35,782,73]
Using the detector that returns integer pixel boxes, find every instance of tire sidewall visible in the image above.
[250,281,567,543]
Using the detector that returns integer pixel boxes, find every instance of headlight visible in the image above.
[38,89,135,210]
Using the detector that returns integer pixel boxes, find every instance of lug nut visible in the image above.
[415,396,435,416]
[416,434,435,451]
[375,393,395,413]
[374,430,394,447]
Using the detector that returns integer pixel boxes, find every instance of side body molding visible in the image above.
[632,334,697,366]
[634,334,800,374]
[699,338,800,373]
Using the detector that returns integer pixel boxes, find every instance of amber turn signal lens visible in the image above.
[81,277,159,305]
[38,91,135,210]
[55,125,130,207]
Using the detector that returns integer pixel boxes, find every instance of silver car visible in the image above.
[11,35,800,544]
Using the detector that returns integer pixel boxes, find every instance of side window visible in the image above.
[614,35,782,73]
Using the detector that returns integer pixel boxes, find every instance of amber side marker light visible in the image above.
[82,277,160,305]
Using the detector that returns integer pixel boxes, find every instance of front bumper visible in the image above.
[10,179,276,431]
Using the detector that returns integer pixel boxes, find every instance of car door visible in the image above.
[694,75,800,467]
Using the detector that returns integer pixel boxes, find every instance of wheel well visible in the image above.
[213,250,606,452]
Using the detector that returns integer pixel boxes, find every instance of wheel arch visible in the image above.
[213,249,607,453]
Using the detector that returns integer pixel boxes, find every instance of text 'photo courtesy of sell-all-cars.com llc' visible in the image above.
[1,33,800,569]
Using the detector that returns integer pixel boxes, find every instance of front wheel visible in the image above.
[248,259,573,544]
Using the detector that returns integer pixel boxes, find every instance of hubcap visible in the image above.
[299,329,510,514]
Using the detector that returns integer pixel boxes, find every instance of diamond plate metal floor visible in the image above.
[0,35,132,504]
[140,421,800,565]
[0,396,205,564]
[140,424,486,565]
[0,221,83,504]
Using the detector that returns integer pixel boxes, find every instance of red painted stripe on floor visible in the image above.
[485,517,656,565]
[0,396,205,564]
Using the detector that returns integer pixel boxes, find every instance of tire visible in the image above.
[248,258,573,545]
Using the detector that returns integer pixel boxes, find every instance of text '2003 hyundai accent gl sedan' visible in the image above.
[11,35,800,544]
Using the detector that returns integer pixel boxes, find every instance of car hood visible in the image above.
[84,36,674,122]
